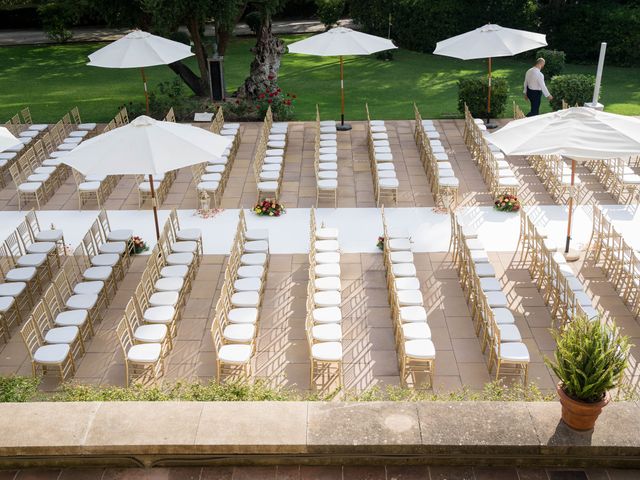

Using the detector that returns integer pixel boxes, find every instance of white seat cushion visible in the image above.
[82,266,112,281]
[6,267,36,282]
[159,265,189,279]
[311,341,342,361]
[128,343,162,363]
[388,238,411,251]
[480,277,502,292]
[399,306,428,323]
[155,277,184,292]
[231,291,260,308]
[315,263,340,277]
[223,323,256,343]
[34,344,70,364]
[394,277,420,291]
[241,253,267,266]
[0,282,26,297]
[315,240,339,252]
[44,326,79,344]
[73,281,104,296]
[234,277,262,292]
[228,308,258,324]
[312,306,342,324]
[496,342,529,362]
[312,323,342,342]
[0,297,14,313]
[134,324,168,343]
[392,263,416,277]
[390,251,413,264]
[143,306,175,324]
[475,263,496,277]
[486,291,509,308]
[397,290,424,306]
[218,344,252,364]
[492,308,516,324]
[244,240,269,253]
[402,322,432,340]
[316,252,340,264]
[17,253,47,267]
[54,310,88,327]
[66,294,98,310]
[149,291,179,307]
[167,252,193,265]
[26,242,55,254]
[404,339,436,359]
[314,276,341,291]
[107,229,134,242]
[314,290,341,307]
[90,253,119,267]
[237,265,264,279]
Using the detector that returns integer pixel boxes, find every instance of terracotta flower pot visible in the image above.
[557,383,610,431]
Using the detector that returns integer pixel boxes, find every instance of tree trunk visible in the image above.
[217,2,247,56]
[168,61,206,96]
[235,15,286,99]
[186,17,210,92]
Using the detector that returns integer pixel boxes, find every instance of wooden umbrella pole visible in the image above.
[486,57,492,124]
[340,55,345,126]
[141,67,150,115]
[148,174,160,240]
[565,159,576,253]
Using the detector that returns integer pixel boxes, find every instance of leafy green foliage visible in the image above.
[315,0,344,29]
[545,318,630,403]
[38,1,77,43]
[536,49,565,79]
[245,10,262,34]
[457,76,509,119]
[126,78,205,120]
[350,0,538,54]
[549,74,596,110]
[0,375,41,402]
[539,1,640,67]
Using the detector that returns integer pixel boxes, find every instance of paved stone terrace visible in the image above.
[0,465,638,479]
[1,120,639,393]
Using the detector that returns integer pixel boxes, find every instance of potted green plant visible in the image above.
[545,317,630,431]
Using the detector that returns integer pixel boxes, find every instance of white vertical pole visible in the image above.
[592,42,607,105]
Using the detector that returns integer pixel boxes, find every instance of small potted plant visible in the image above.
[494,193,521,212]
[545,317,630,431]
[376,236,384,250]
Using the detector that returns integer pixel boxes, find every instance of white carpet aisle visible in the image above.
[1,205,639,255]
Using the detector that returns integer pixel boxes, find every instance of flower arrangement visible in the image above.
[255,75,296,120]
[494,193,521,212]
[253,199,285,217]
[132,236,149,254]
[377,236,384,250]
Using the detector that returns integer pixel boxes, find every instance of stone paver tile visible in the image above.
[200,467,234,480]
[342,466,386,480]
[299,466,342,480]
[232,466,277,480]
[429,466,475,480]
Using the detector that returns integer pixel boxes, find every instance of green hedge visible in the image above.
[351,0,640,66]
[458,76,509,119]
[351,0,538,55]
[549,74,596,111]
[536,49,565,79]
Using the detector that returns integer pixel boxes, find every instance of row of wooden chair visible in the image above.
[102,106,129,133]
[314,105,338,207]
[586,156,640,204]
[452,213,529,383]
[10,112,96,209]
[463,103,519,198]
[306,208,343,389]
[211,210,270,383]
[365,103,398,206]
[519,208,600,326]
[587,205,640,318]
[191,106,240,208]
[528,153,584,204]
[413,103,458,207]
[19,212,130,382]
[0,210,66,339]
[253,106,288,202]
[381,206,435,387]
[117,209,203,386]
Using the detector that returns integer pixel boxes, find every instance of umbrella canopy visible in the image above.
[288,27,396,56]
[88,30,194,68]
[62,115,231,239]
[62,115,231,176]
[0,127,19,153]
[287,27,397,129]
[434,24,546,125]
[489,106,640,254]
[433,24,547,60]
[488,107,640,161]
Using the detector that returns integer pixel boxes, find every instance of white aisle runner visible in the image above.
[1,205,639,255]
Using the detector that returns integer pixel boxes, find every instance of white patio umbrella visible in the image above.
[489,107,640,253]
[0,127,19,152]
[434,24,547,126]
[88,30,194,114]
[287,27,397,130]
[62,115,231,239]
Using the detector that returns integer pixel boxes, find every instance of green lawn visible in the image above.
[1,34,639,123]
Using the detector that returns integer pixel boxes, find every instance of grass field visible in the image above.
[1,34,639,123]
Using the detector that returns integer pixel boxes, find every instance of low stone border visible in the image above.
[0,401,639,468]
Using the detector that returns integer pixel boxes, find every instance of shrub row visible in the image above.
[351,0,640,67]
